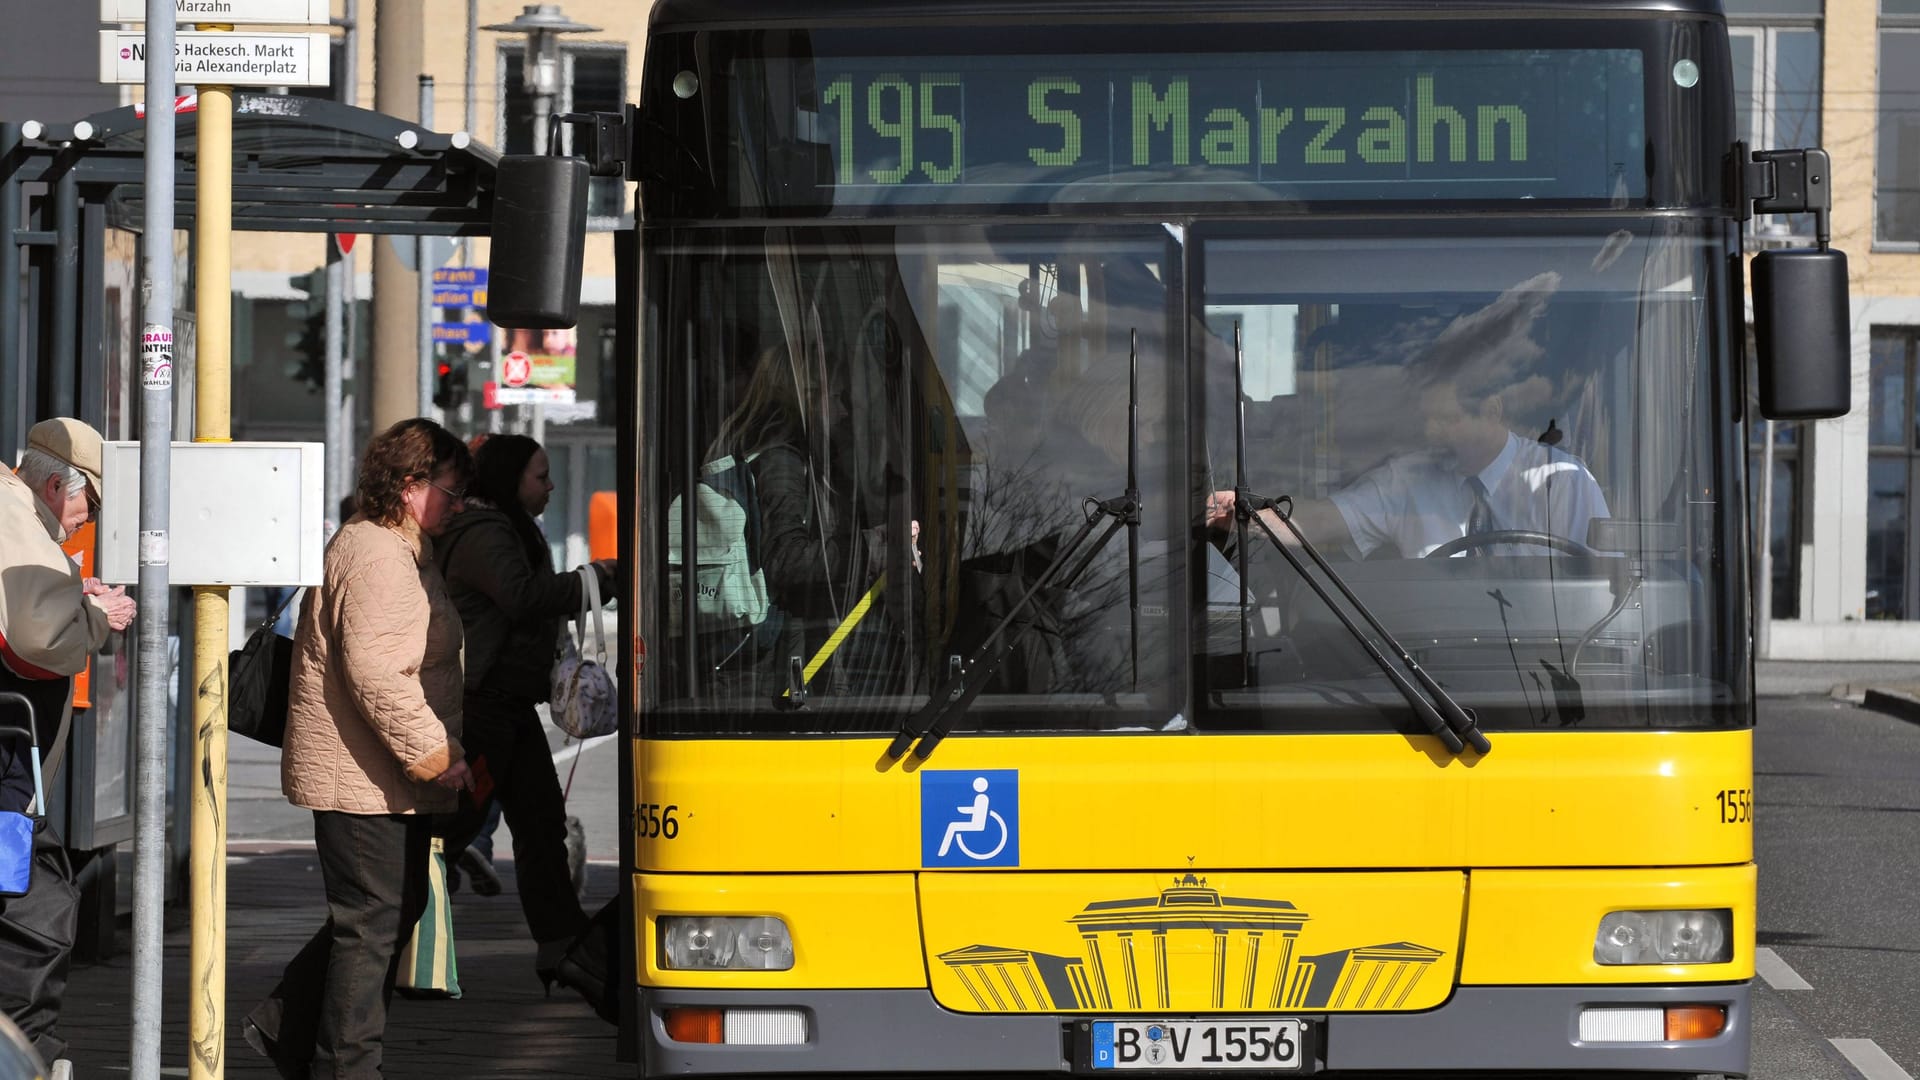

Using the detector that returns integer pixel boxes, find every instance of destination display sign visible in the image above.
[99,30,331,86]
[101,0,330,24]
[758,49,1645,206]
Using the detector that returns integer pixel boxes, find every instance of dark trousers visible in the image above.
[249,811,430,1079]
[443,688,587,946]
[0,825,78,1064]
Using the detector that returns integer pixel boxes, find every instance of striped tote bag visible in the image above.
[396,837,461,998]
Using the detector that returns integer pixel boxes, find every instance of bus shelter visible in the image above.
[0,93,499,956]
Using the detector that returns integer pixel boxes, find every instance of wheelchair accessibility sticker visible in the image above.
[921,769,1019,868]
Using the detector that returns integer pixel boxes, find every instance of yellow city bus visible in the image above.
[493,0,1851,1073]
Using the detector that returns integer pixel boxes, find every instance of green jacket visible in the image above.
[435,502,582,702]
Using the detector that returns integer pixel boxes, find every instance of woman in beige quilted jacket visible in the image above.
[244,417,474,1080]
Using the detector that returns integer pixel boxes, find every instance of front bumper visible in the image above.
[641,982,1749,1075]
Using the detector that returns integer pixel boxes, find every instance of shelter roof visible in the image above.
[5,93,501,236]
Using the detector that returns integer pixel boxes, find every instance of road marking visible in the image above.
[1755,946,1814,990]
[1831,1039,1915,1080]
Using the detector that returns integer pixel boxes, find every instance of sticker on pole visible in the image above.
[139,530,169,567]
[141,324,173,390]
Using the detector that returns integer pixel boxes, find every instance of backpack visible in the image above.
[665,455,771,636]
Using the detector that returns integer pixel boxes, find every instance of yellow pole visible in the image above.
[191,62,234,1080]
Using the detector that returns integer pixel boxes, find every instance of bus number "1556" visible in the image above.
[638,803,680,839]
[1715,789,1752,824]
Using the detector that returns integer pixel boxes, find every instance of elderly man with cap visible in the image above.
[1,418,137,747]
[0,417,135,1068]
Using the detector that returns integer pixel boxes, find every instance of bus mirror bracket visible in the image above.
[552,108,637,178]
[1745,148,1851,422]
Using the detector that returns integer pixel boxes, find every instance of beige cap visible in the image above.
[26,417,105,495]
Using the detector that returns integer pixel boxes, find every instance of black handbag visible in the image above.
[228,590,302,747]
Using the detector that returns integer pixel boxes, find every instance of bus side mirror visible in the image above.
[488,154,589,329]
[1752,248,1849,420]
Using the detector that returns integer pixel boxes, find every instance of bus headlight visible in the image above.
[661,916,795,970]
[1593,909,1731,965]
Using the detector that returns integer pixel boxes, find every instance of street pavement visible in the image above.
[59,712,628,1078]
[60,852,626,1078]
[1752,694,1920,1080]
[50,661,1920,1078]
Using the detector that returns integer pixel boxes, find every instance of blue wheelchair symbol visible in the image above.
[921,769,1019,868]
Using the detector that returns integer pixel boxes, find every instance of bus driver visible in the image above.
[1207,272,1609,558]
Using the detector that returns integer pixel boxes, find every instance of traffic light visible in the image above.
[434,357,469,410]
[284,267,328,390]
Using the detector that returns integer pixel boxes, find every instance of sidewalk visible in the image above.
[1758,659,1920,726]
[58,847,626,1078]
[1756,659,1920,700]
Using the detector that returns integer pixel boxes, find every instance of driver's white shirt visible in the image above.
[1329,431,1609,558]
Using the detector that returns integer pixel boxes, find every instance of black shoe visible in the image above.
[243,1017,304,1080]
[242,1017,275,1059]
[552,921,618,1026]
[536,939,567,996]
[457,848,502,897]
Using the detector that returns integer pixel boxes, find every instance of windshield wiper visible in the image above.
[1228,323,1490,757]
[886,331,1146,763]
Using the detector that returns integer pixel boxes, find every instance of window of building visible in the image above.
[1728,0,1823,241]
[1867,327,1920,618]
[500,45,628,225]
[1880,1,1920,243]
[1748,338,1802,620]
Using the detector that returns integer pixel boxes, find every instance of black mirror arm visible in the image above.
[1745,148,1834,250]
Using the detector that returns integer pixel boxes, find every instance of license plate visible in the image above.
[1087,1019,1309,1071]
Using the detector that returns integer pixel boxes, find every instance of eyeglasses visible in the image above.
[427,479,467,502]
[81,486,100,523]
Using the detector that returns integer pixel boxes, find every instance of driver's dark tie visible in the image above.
[1464,476,1496,552]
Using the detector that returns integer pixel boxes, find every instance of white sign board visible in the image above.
[99,30,331,87]
[97,442,325,587]
[496,387,578,406]
[101,0,331,24]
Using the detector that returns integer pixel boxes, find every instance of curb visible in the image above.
[1859,687,1920,726]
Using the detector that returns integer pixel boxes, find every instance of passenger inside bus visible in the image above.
[1206,272,1609,560]
[683,341,919,702]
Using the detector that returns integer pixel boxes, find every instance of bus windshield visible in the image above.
[645,215,1747,737]
[1199,219,1742,733]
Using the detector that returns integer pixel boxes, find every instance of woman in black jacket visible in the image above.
[436,434,613,986]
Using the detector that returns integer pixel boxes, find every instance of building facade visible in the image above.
[1740,0,1920,657]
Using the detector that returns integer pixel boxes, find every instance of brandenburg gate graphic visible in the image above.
[937,875,1445,1013]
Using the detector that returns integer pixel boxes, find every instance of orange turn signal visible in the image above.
[664,1007,724,1044]
[1665,1005,1727,1041]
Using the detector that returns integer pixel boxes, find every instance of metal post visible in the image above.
[342,0,359,109]
[325,237,346,528]
[51,163,79,416]
[418,76,436,421]
[130,1,177,1076]
[460,0,479,433]
[528,68,551,445]
[0,122,20,455]
[371,0,426,433]
[1757,421,1777,659]
[190,53,236,1080]
[341,0,360,474]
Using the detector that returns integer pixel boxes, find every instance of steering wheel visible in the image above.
[1424,529,1594,559]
